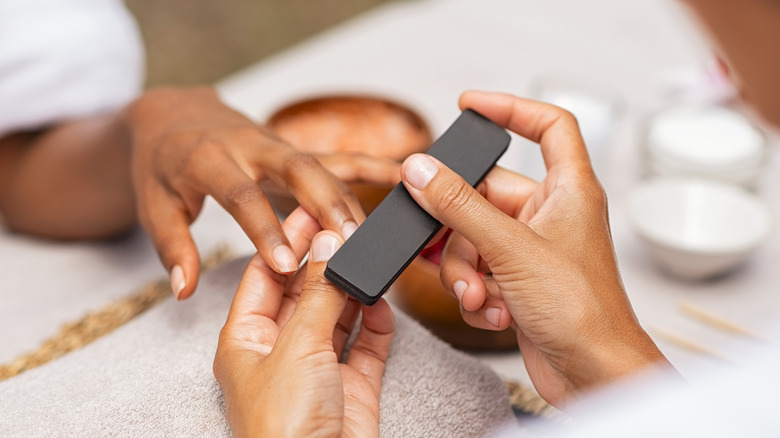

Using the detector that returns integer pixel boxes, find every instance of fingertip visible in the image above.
[363,298,395,326]
[458,89,483,110]
[485,307,503,328]
[402,153,440,190]
[458,90,502,110]
[364,297,395,330]
[453,277,487,312]
[461,286,486,312]
[272,245,299,273]
[146,210,201,300]
[483,301,512,330]
[341,221,358,240]
[311,231,344,263]
[282,206,323,259]
[461,302,512,331]
[170,265,186,299]
[453,280,468,301]
[172,262,200,300]
[167,244,201,300]
[381,298,396,330]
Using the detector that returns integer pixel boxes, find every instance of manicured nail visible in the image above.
[342,221,359,240]
[273,245,298,273]
[312,233,342,262]
[170,265,186,300]
[404,154,439,190]
[453,280,468,301]
[485,307,502,328]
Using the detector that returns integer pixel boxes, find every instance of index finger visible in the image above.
[255,147,364,239]
[458,91,593,175]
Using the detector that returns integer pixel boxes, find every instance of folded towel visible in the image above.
[0,256,514,437]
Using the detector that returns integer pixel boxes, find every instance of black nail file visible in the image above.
[324,109,510,305]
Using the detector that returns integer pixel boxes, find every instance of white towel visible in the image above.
[0,256,514,437]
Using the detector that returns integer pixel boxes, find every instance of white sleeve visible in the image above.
[493,331,780,438]
[0,0,144,138]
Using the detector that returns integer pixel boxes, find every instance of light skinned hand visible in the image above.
[400,91,670,406]
[126,87,399,299]
[214,206,395,438]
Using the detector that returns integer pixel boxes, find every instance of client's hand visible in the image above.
[400,91,670,406]
[126,87,399,299]
[214,207,395,438]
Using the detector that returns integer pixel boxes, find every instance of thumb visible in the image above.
[401,153,530,265]
[282,231,348,345]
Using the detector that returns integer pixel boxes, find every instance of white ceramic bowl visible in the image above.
[628,178,772,280]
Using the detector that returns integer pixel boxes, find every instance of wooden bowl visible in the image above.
[265,95,431,215]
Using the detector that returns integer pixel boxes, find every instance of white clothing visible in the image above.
[495,325,780,437]
[0,0,144,138]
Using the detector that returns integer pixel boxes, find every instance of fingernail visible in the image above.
[342,221,358,240]
[404,154,439,190]
[273,245,298,273]
[170,265,186,300]
[312,233,341,262]
[485,307,502,328]
[453,280,468,301]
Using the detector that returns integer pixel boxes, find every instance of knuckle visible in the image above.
[186,139,222,166]
[336,179,354,197]
[435,181,477,217]
[305,273,336,291]
[324,174,354,200]
[285,153,323,179]
[169,136,225,179]
[302,279,342,302]
[223,184,264,211]
[284,152,334,194]
[572,179,607,211]
[554,106,580,128]
[286,152,320,171]
[586,186,610,223]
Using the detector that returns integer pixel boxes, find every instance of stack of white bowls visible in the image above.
[628,105,773,280]
[644,106,766,186]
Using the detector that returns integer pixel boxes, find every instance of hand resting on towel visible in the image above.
[214,206,394,438]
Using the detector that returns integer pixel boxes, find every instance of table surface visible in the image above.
[2,0,779,390]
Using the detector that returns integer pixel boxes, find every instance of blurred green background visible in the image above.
[125,0,394,87]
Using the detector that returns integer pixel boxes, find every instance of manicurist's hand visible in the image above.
[126,87,399,299]
[214,207,395,438]
[400,91,671,406]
